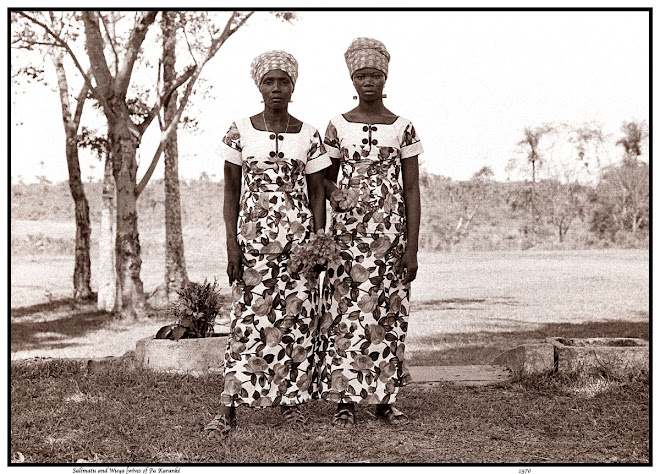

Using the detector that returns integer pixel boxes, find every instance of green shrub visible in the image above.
[155,279,223,340]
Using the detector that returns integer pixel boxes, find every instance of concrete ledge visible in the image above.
[492,343,555,376]
[493,338,649,377]
[410,365,512,386]
[549,337,648,376]
[135,335,227,376]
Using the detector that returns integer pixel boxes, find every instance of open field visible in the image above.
[11,236,649,364]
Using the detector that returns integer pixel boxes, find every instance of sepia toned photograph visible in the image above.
[7,6,650,469]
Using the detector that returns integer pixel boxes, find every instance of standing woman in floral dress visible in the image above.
[319,38,423,428]
[205,50,330,435]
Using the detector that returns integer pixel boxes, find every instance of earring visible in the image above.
[261,100,264,103]
[382,94,387,98]
[353,95,358,100]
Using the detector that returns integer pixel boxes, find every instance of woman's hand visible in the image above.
[226,242,248,284]
[329,188,342,211]
[394,249,418,284]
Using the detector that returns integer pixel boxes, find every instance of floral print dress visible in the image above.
[218,117,330,407]
[318,115,423,404]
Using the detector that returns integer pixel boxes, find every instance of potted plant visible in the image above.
[136,279,228,375]
[156,279,224,340]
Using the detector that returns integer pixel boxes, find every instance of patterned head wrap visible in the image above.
[250,50,298,89]
[344,37,390,78]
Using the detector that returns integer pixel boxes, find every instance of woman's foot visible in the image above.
[204,405,236,436]
[281,404,306,425]
[376,404,409,425]
[333,402,356,429]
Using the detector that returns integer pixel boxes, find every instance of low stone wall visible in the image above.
[493,337,649,377]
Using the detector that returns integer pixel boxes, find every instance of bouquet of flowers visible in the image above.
[289,230,341,283]
[331,187,360,212]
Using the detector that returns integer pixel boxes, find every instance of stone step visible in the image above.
[409,365,512,386]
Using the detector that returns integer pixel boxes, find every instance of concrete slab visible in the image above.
[410,365,512,386]
[135,336,228,376]
[492,343,555,376]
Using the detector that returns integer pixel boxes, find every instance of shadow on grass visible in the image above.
[412,296,521,310]
[11,300,112,352]
[11,296,96,318]
[407,319,649,366]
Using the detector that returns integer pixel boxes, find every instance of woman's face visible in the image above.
[352,67,386,101]
[259,69,293,110]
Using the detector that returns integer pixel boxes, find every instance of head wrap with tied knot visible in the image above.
[250,50,298,89]
[344,37,390,79]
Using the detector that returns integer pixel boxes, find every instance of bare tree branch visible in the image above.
[198,11,254,67]
[181,25,199,65]
[14,40,60,49]
[136,10,255,196]
[81,12,114,103]
[100,13,120,76]
[137,65,196,136]
[73,80,90,130]
[17,11,101,105]
[50,48,74,131]
[228,11,254,37]
[115,10,158,97]
[216,11,237,46]
[136,64,197,196]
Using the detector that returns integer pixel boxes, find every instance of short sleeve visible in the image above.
[305,128,331,174]
[400,120,424,159]
[216,121,242,166]
[323,120,342,159]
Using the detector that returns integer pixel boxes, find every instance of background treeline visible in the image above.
[12,151,649,256]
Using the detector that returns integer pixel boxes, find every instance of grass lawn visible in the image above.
[10,359,649,464]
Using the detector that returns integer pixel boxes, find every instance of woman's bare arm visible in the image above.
[324,158,341,210]
[307,170,326,232]
[224,161,246,283]
[395,155,421,284]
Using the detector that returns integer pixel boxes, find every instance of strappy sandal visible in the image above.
[376,405,409,426]
[203,407,236,436]
[281,405,306,425]
[332,403,356,429]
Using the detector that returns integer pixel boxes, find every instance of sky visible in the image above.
[9,8,650,184]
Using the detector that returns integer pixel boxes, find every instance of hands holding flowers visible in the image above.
[330,188,359,212]
[289,230,341,283]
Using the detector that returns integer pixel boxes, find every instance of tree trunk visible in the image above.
[65,133,93,300]
[109,115,145,319]
[50,47,92,300]
[80,10,157,319]
[98,155,116,312]
[162,11,189,302]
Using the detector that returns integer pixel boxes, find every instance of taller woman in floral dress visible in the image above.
[205,50,330,435]
[319,38,423,428]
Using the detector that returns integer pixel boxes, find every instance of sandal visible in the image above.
[204,406,236,436]
[281,405,306,425]
[332,403,356,429]
[376,405,409,426]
